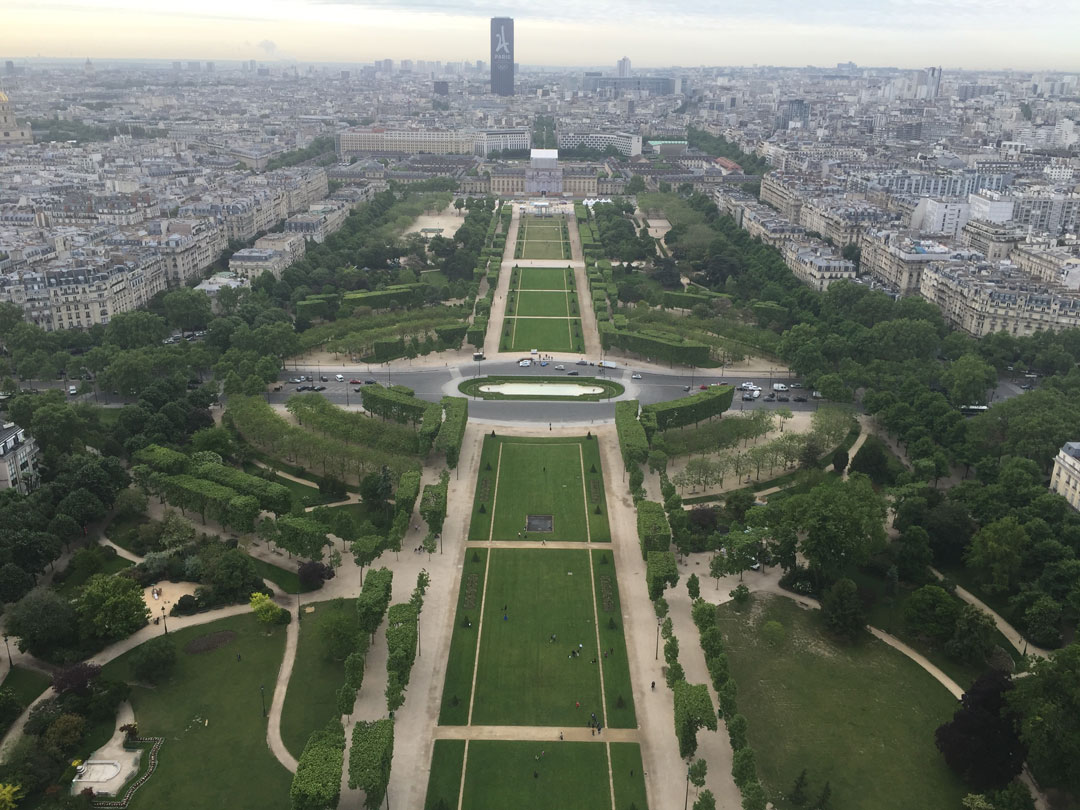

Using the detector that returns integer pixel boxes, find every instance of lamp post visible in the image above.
[161,606,168,635]
[655,617,662,660]
[260,684,266,718]
[416,614,421,658]
[684,763,691,810]
[2,635,11,668]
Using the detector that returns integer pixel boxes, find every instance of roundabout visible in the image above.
[457,375,624,401]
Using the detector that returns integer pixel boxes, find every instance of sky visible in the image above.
[6,0,1080,71]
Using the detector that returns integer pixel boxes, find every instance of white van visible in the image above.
[772,383,788,392]
[335,374,345,382]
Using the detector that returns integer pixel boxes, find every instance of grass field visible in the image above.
[280,598,355,759]
[591,550,636,728]
[462,741,611,809]
[439,548,489,725]
[54,551,134,597]
[506,317,583,353]
[519,218,571,261]
[522,241,571,260]
[102,613,292,810]
[471,549,604,727]
[514,291,572,317]
[469,436,609,543]
[425,739,466,809]
[715,594,966,810]
[516,266,572,290]
[248,555,318,594]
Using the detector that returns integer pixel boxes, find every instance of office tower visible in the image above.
[617,56,631,78]
[490,17,514,96]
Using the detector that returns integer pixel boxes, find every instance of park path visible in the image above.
[565,212,603,358]
[483,207,520,359]
[266,610,301,772]
[593,424,743,810]
[433,725,639,742]
[929,569,1052,660]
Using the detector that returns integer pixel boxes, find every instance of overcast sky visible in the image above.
[7,0,1080,70]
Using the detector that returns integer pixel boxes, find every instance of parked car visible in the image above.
[320,375,329,382]
[576,359,588,365]
[288,377,302,384]
[519,360,532,367]
[364,379,378,385]
[752,390,760,399]
[68,385,78,395]
[1020,384,1033,390]
[313,385,326,392]
[793,395,807,402]
[335,374,345,382]
[296,385,311,391]
[554,364,565,370]
[349,378,363,385]
[567,370,580,376]
[742,393,754,401]
[700,384,708,390]
[683,385,692,392]
[765,393,776,401]
[777,395,790,402]
[354,387,363,393]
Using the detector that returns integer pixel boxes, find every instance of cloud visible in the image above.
[257,39,278,55]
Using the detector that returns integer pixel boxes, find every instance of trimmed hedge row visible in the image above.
[599,324,712,367]
[642,386,734,431]
[290,720,345,810]
[637,500,672,559]
[615,400,648,469]
[360,385,428,424]
[435,396,468,469]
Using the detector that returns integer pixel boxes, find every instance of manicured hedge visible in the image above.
[195,462,292,515]
[615,400,648,469]
[360,385,428,424]
[290,720,345,810]
[434,397,468,469]
[646,550,679,600]
[642,386,734,431]
[637,500,671,559]
[343,284,424,310]
[434,324,468,347]
[600,324,712,366]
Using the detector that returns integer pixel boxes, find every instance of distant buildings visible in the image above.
[617,57,632,78]
[556,130,642,157]
[0,91,33,146]
[0,422,39,495]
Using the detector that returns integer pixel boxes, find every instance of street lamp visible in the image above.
[2,635,11,668]
[684,763,691,810]
[260,684,266,718]
[416,614,421,658]
[161,606,168,635]
[655,617,663,660]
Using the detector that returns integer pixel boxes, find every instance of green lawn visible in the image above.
[471,549,603,726]
[241,462,339,510]
[591,551,636,728]
[280,598,355,760]
[514,290,572,317]
[439,548,489,725]
[0,666,51,739]
[715,594,966,810]
[610,742,648,809]
[461,741,612,810]
[249,555,316,595]
[516,267,572,290]
[507,317,583,353]
[102,613,292,810]
[425,739,466,809]
[54,550,134,597]
[522,240,570,260]
[471,437,589,542]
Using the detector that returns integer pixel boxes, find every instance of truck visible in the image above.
[599,360,617,369]
[772,383,788,391]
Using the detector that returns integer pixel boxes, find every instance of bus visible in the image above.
[959,405,990,416]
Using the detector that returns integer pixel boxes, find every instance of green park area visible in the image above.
[501,266,585,353]
[516,266,573,290]
[468,435,609,542]
[518,217,571,261]
[715,595,966,810]
[102,614,293,810]
[515,290,572,317]
[506,317,584,353]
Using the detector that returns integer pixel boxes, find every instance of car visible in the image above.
[631,373,642,379]
[540,361,548,366]
[298,376,308,382]
[699,384,707,390]
[335,374,345,382]
[752,390,760,399]
[777,395,790,402]
[765,393,776,401]
[364,379,378,385]
[1020,384,1033,390]
[793,395,807,402]
[519,360,532,367]
[288,377,302,384]
[576,359,588,366]
[683,385,692,392]
[554,364,565,370]
[354,387,363,393]
[567,370,580,376]
[789,382,803,388]
[296,385,311,391]
[349,378,362,385]
[319,375,329,382]
[68,385,78,395]
[742,393,754,401]
[313,385,326,392]
[812,391,823,399]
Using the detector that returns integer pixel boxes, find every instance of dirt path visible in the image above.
[483,208,520,358]
[266,612,301,772]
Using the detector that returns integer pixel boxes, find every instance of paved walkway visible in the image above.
[266,609,300,772]
[433,725,639,742]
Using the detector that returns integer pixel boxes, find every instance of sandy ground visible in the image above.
[142,581,200,619]
[404,205,464,239]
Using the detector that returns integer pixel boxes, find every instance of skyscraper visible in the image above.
[617,57,631,78]
[490,17,514,96]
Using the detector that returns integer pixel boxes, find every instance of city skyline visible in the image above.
[5,0,1080,71]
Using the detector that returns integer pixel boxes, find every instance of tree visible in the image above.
[105,310,168,350]
[250,592,284,625]
[709,553,727,590]
[821,578,864,640]
[848,437,892,485]
[790,769,809,805]
[6,588,78,657]
[75,574,149,643]
[693,790,716,810]
[832,449,848,474]
[687,573,700,600]
[966,517,1028,593]
[1007,643,1080,793]
[895,526,933,583]
[689,758,707,794]
[741,780,767,810]
[936,670,1026,791]
[131,636,177,684]
[943,354,997,406]
[727,713,748,750]
[946,604,997,665]
[904,585,960,643]
[51,662,101,695]
[732,746,757,787]
[0,784,22,810]
[321,613,359,662]
[795,475,886,584]
[627,175,646,194]
[163,288,212,335]
[351,535,382,578]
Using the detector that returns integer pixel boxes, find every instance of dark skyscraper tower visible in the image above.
[490,17,514,96]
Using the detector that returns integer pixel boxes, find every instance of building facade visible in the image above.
[1050,443,1080,511]
[0,423,39,495]
[0,91,32,146]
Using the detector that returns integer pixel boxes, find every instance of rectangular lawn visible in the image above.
[425,739,465,810]
[462,740,612,810]
[102,614,293,810]
[522,240,570,260]
[508,317,582,353]
[471,549,603,726]
[439,548,489,724]
[491,440,588,542]
[716,594,966,810]
[591,550,635,727]
[514,290,571,317]
[516,267,571,290]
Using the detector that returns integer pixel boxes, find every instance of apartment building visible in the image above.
[228,248,290,282]
[1009,242,1080,289]
[960,219,1027,261]
[106,218,225,286]
[474,128,531,157]
[919,261,1080,337]
[254,233,306,265]
[556,130,642,157]
[782,242,857,291]
[858,230,956,296]
[336,127,476,156]
[1050,443,1080,511]
[0,423,39,495]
